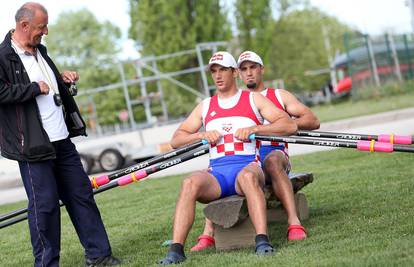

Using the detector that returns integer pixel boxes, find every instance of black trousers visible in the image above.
[19,138,111,267]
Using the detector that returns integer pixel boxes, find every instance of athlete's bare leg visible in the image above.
[264,151,301,226]
[199,218,214,237]
[235,162,267,234]
[172,170,221,245]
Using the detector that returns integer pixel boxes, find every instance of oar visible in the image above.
[92,145,209,194]
[90,140,208,188]
[250,134,414,153]
[0,145,209,229]
[0,140,207,224]
[0,207,27,223]
[297,130,413,145]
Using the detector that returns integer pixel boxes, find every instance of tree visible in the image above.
[235,0,273,62]
[268,7,352,91]
[45,9,126,125]
[128,0,231,117]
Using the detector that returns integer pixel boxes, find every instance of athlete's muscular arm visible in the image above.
[235,93,297,141]
[279,89,320,130]
[170,102,222,148]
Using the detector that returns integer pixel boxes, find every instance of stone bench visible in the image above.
[203,172,313,251]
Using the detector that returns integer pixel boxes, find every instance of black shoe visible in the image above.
[85,255,121,267]
[157,251,186,265]
[255,241,275,256]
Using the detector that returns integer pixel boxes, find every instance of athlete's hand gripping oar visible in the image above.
[297,130,413,145]
[249,134,414,153]
[0,145,209,229]
[90,140,208,189]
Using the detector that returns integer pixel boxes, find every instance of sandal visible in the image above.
[287,225,307,241]
[255,240,275,255]
[157,251,186,265]
[190,235,215,252]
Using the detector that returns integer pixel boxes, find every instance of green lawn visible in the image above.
[312,89,414,123]
[1,148,413,266]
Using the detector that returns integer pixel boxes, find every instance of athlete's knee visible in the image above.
[264,152,286,173]
[238,170,260,189]
[180,175,203,197]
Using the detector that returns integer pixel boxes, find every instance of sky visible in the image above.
[0,0,412,59]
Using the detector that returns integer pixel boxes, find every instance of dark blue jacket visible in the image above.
[0,30,86,162]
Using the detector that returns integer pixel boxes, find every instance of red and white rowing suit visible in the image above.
[202,89,263,198]
[258,88,290,172]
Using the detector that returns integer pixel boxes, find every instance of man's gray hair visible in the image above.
[15,2,47,22]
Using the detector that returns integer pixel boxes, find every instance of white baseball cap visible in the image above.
[237,51,263,67]
[208,51,237,69]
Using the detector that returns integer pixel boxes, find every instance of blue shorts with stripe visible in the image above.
[208,155,257,199]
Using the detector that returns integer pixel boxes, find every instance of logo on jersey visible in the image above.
[210,111,216,117]
[222,123,232,132]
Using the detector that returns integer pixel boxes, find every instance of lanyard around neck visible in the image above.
[36,53,58,95]
[11,39,58,96]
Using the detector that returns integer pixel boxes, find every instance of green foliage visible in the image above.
[268,8,352,91]
[46,9,121,88]
[235,0,273,61]
[129,0,231,118]
[42,2,360,127]
[45,9,127,125]
[232,1,352,92]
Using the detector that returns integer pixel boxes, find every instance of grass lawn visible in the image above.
[312,89,414,123]
[1,148,413,266]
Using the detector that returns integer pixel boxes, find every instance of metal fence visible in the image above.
[342,33,414,98]
[75,42,227,137]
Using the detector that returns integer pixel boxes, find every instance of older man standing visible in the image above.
[0,3,120,266]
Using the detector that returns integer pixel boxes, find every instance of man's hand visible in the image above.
[198,130,222,145]
[235,126,258,141]
[61,71,79,83]
[37,81,50,95]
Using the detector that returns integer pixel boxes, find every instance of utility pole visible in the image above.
[407,0,414,33]
[322,25,336,102]
[411,0,414,33]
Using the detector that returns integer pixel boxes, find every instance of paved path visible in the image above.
[1,107,413,205]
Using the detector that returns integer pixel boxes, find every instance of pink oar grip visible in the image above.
[134,170,148,180]
[117,175,134,186]
[357,141,393,152]
[95,175,110,187]
[117,170,148,186]
[378,134,412,145]
[90,175,110,188]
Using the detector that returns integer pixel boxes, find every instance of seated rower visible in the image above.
[157,51,297,265]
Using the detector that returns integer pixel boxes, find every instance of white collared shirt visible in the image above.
[11,40,69,142]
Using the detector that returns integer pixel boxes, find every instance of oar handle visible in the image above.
[356,141,393,152]
[90,139,208,188]
[378,134,412,145]
[117,170,148,186]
